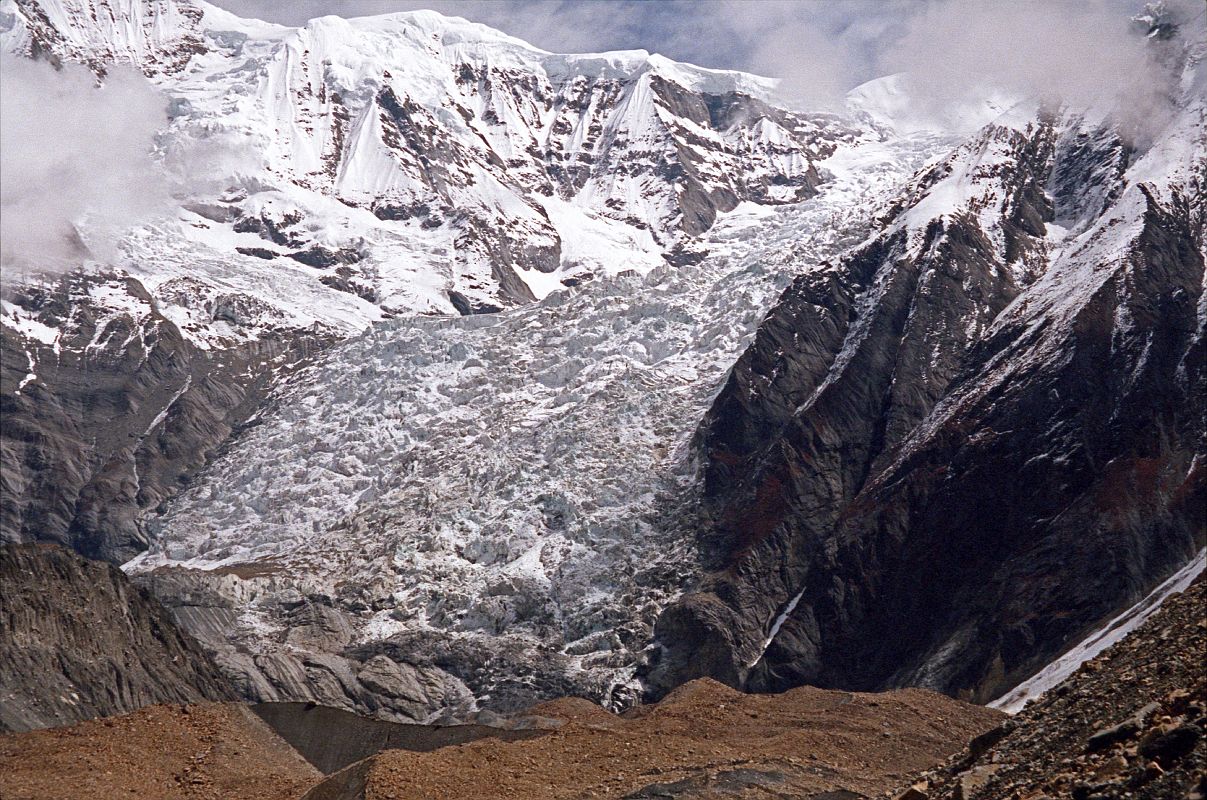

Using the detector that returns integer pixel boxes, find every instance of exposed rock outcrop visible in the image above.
[0,544,235,732]
[645,98,1206,703]
[0,274,328,563]
[136,566,479,725]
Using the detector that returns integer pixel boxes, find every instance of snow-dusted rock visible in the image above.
[3,0,849,324]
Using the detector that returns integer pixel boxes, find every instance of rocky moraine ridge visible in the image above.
[902,572,1207,800]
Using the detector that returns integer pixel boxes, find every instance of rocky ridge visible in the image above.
[0,543,235,732]
[1,274,329,561]
[644,8,1206,705]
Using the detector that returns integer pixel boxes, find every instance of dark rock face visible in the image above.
[0,274,327,564]
[644,116,1206,705]
[0,543,234,732]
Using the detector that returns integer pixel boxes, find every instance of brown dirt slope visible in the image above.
[901,573,1207,800]
[304,679,1003,800]
[0,543,235,732]
[0,702,320,800]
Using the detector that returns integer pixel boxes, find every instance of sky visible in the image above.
[207,0,904,77]
[206,0,1160,109]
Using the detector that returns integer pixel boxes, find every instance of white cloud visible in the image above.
[882,2,1141,104]
[873,0,1199,143]
[0,55,168,273]
[207,1,1182,122]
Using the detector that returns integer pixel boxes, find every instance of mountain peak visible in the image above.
[2,0,843,329]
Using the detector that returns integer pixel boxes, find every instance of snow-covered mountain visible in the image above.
[125,124,953,716]
[2,0,1203,726]
[0,0,849,560]
[4,0,843,326]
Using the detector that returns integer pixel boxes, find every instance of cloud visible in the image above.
[874,0,1202,143]
[708,0,903,111]
[0,55,169,274]
[207,0,901,111]
[688,0,1189,124]
[209,0,877,79]
[211,0,665,55]
[881,2,1140,104]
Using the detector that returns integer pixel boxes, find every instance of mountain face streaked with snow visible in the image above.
[0,0,849,562]
[2,0,1204,724]
[6,0,840,322]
